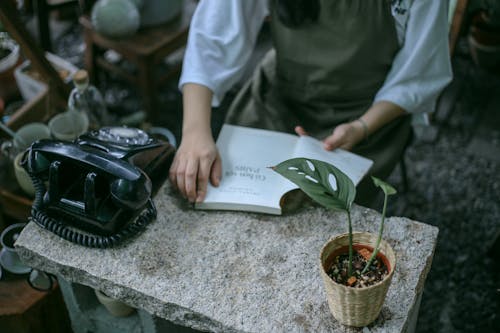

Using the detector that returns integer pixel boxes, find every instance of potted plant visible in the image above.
[272,158,397,327]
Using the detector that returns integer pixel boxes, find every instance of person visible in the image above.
[169,0,452,206]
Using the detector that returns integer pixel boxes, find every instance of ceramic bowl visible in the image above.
[0,223,30,275]
[1,122,51,162]
[13,152,35,197]
[49,111,89,141]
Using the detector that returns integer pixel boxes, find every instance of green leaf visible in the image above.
[272,158,356,212]
[371,176,397,196]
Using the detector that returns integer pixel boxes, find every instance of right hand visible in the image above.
[295,123,364,151]
[169,131,222,203]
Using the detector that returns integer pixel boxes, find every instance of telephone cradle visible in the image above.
[22,127,175,248]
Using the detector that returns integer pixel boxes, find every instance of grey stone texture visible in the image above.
[16,184,438,333]
[57,277,193,333]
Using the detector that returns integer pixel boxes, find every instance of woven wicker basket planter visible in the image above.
[319,232,396,327]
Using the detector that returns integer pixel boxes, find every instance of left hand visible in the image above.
[295,121,365,151]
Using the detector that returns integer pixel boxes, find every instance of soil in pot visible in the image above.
[326,245,389,288]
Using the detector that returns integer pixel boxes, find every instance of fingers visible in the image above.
[323,123,360,151]
[168,158,179,190]
[171,156,211,203]
[184,158,199,203]
[196,156,214,203]
[171,156,187,200]
[170,156,204,203]
[169,139,219,203]
[210,153,222,187]
[297,124,355,151]
[294,125,308,136]
[323,140,343,151]
[323,128,345,151]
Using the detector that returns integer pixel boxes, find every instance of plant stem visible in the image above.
[361,193,388,274]
[347,210,353,277]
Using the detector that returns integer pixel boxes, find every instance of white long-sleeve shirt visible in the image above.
[179,0,453,116]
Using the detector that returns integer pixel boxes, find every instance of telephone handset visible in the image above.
[24,127,175,248]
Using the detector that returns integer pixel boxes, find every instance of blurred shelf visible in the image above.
[0,278,72,333]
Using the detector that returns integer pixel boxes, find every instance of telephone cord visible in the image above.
[29,174,157,248]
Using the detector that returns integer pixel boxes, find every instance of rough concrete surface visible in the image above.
[16,185,438,333]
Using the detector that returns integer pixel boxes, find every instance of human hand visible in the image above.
[295,122,365,151]
[322,121,366,151]
[294,125,308,136]
[169,132,222,203]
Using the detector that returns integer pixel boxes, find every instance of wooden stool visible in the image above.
[79,0,197,123]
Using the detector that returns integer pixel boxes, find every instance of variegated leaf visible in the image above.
[272,158,356,212]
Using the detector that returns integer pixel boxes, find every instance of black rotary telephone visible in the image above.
[23,127,175,248]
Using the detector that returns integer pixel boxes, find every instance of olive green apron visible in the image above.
[225,0,412,205]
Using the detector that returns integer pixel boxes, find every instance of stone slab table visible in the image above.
[16,185,438,333]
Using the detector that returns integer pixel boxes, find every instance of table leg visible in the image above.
[34,0,52,52]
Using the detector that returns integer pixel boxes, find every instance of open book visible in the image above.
[195,125,373,214]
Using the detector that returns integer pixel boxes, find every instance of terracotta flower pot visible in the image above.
[319,232,396,327]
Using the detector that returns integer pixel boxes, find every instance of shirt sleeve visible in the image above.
[374,0,453,114]
[179,0,269,107]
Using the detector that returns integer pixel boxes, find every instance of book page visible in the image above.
[196,125,298,213]
[294,136,373,185]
